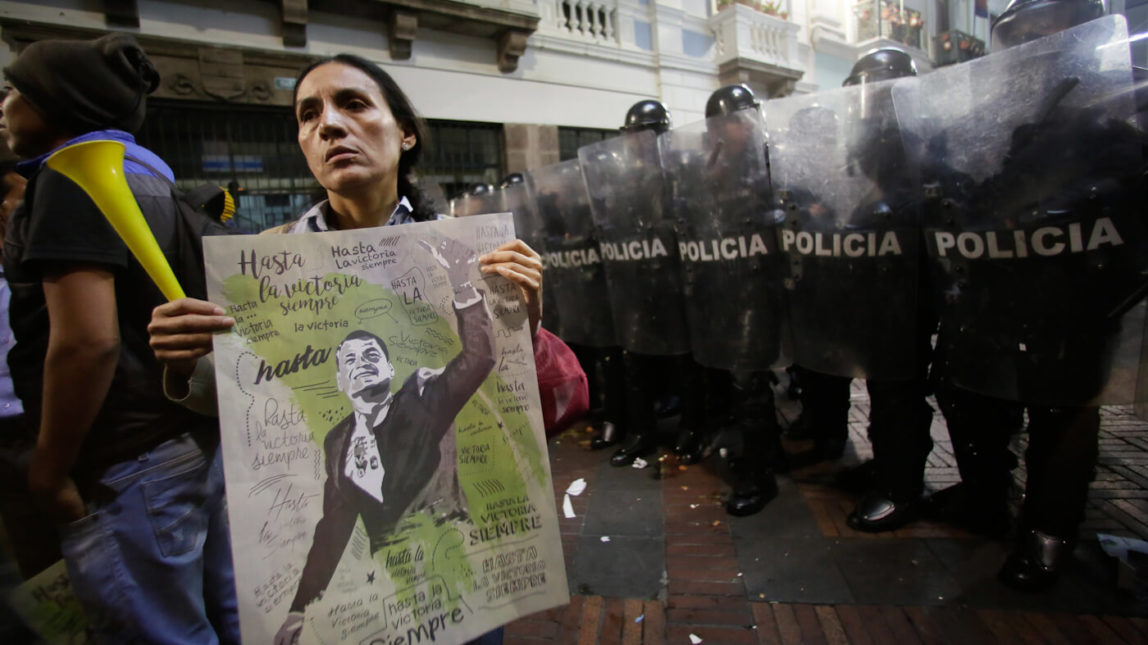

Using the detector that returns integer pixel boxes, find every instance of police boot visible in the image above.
[725,460,779,517]
[590,421,622,450]
[998,530,1074,592]
[846,490,922,533]
[610,432,657,467]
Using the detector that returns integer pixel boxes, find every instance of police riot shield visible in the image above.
[893,14,1148,405]
[499,179,561,333]
[658,111,790,371]
[766,82,923,379]
[578,131,690,356]
[527,159,616,347]
[450,189,502,218]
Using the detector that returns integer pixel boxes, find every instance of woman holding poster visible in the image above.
[149,55,585,645]
[151,54,545,381]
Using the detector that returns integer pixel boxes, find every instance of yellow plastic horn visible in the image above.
[46,140,185,300]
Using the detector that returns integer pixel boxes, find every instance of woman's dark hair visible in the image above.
[294,54,436,222]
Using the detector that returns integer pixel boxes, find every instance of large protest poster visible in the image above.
[205,213,568,645]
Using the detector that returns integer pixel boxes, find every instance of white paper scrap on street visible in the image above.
[563,494,576,518]
[206,213,568,645]
[565,477,587,496]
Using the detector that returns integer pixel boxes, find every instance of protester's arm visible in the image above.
[479,239,543,336]
[149,298,233,412]
[479,239,587,433]
[27,266,120,521]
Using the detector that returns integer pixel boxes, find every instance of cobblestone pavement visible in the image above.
[507,382,1148,644]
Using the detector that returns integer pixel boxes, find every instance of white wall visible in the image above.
[0,0,665,128]
[1,0,929,129]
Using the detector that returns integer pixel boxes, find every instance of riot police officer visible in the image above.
[916,1,1146,591]
[579,100,705,465]
[528,159,622,449]
[780,48,937,533]
[608,100,673,462]
[518,146,626,450]
[689,85,788,515]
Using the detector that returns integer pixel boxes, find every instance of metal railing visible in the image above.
[710,3,800,70]
[137,100,320,232]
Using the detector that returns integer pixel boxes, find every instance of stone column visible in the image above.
[504,124,560,174]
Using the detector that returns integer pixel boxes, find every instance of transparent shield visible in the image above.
[578,130,690,356]
[500,180,559,334]
[658,111,791,371]
[894,14,1147,405]
[766,81,923,379]
[528,159,616,347]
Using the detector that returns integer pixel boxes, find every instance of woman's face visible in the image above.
[295,63,416,196]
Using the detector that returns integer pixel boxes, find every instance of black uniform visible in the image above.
[902,10,1148,591]
[673,85,790,516]
[768,67,936,532]
[579,105,716,467]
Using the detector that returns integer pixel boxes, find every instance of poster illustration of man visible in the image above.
[205,214,567,645]
[277,238,495,643]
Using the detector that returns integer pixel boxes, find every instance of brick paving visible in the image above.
[508,381,1148,644]
[2,382,1146,643]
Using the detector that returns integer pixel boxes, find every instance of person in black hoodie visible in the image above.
[1,33,239,642]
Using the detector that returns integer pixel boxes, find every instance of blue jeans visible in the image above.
[60,431,239,644]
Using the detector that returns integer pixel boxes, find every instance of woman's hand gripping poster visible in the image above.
[205,213,568,645]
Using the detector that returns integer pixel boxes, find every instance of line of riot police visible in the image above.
[448,0,1148,593]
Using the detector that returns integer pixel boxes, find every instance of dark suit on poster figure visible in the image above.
[276,238,496,644]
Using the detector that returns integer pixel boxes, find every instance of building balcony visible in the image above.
[536,0,621,46]
[708,3,804,98]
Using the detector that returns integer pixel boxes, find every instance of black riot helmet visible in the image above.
[842,47,917,87]
[991,0,1104,51]
[620,100,672,135]
[705,84,759,119]
[467,183,495,196]
[500,173,525,189]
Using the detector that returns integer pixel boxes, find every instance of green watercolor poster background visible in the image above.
[206,214,568,645]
